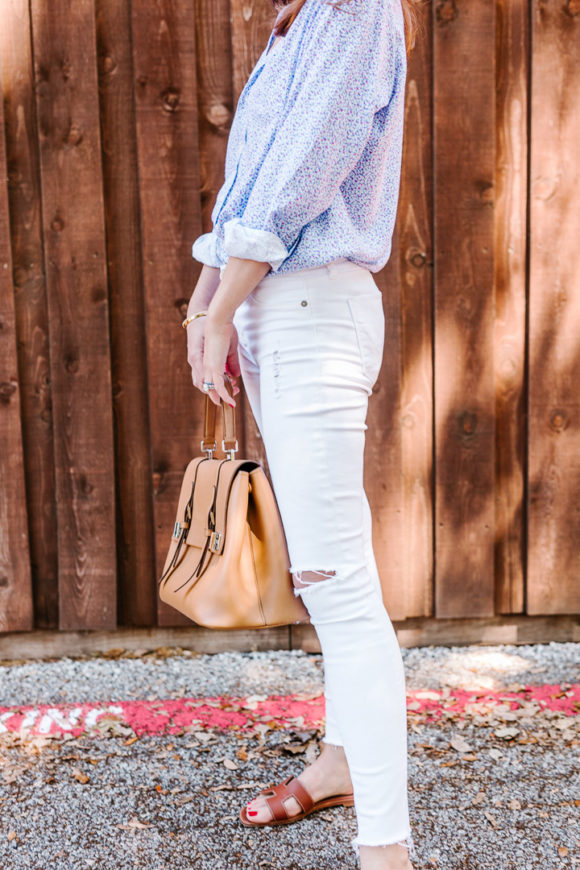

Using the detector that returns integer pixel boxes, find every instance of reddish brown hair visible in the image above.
[271,0,424,55]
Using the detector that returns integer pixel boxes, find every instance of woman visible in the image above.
[185,1,420,867]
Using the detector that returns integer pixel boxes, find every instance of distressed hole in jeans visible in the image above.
[292,569,336,592]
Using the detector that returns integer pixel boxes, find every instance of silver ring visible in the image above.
[202,381,215,392]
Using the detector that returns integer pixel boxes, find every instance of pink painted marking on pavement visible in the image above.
[0,684,576,739]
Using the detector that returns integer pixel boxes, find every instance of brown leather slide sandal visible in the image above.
[239,774,355,828]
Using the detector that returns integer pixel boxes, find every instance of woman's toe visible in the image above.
[245,796,271,822]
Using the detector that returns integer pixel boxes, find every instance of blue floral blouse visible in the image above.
[191,0,407,275]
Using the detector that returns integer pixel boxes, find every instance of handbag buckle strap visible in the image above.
[173,520,189,538]
[209,530,222,552]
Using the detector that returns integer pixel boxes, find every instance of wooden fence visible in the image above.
[0,0,578,643]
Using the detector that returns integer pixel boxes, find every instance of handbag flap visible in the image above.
[182,457,260,553]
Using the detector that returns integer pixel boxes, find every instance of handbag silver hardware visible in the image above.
[209,531,222,551]
[222,438,238,460]
[173,520,189,538]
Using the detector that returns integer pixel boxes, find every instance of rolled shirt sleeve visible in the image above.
[221,0,398,271]
[191,231,221,268]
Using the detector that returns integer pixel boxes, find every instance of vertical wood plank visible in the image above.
[433,0,496,618]
[367,272,405,621]
[130,0,205,625]
[228,0,276,469]
[494,0,529,613]
[0,95,34,632]
[393,0,434,618]
[364,9,435,623]
[527,0,580,614]
[229,0,274,98]
[195,0,234,230]
[30,0,117,629]
[1,0,59,627]
[95,0,157,626]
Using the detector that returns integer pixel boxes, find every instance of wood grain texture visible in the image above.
[95,0,157,626]
[0,95,34,632]
[130,0,205,626]
[493,0,529,614]
[0,0,59,627]
[195,0,234,231]
[395,0,434,618]
[1,0,580,637]
[527,0,580,614]
[0,615,577,660]
[433,0,496,618]
[367,268,405,620]
[30,0,117,630]
[293,613,579,653]
[229,0,274,98]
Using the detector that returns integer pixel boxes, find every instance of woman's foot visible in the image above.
[243,740,352,823]
[359,843,413,870]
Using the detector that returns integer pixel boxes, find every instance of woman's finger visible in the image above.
[204,371,235,407]
[226,332,242,380]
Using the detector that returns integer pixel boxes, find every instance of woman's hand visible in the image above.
[187,313,241,407]
[203,313,241,407]
[186,256,270,406]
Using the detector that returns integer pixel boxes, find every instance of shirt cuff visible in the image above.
[191,232,221,267]
[222,218,289,272]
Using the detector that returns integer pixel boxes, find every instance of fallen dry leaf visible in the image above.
[281,743,308,754]
[472,792,486,806]
[223,758,239,770]
[70,768,90,784]
[175,795,196,806]
[494,727,519,740]
[253,723,271,738]
[92,715,134,739]
[117,817,151,830]
[558,846,569,858]
[483,811,499,829]
[415,691,441,701]
[450,736,473,754]
[7,831,17,841]
[305,742,318,764]
[192,731,214,743]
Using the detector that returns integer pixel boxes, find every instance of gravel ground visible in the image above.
[0,642,577,707]
[0,643,578,869]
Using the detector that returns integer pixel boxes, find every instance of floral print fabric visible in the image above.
[191,0,407,275]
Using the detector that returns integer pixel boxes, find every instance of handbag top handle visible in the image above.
[201,379,237,459]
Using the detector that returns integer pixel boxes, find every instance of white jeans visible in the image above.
[231,259,413,857]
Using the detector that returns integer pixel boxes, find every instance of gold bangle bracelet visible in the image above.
[182,310,208,329]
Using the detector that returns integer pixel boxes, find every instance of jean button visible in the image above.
[300,300,308,307]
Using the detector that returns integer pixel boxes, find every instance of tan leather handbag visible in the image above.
[158,384,310,629]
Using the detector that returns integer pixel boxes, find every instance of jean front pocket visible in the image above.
[346,292,386,388]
